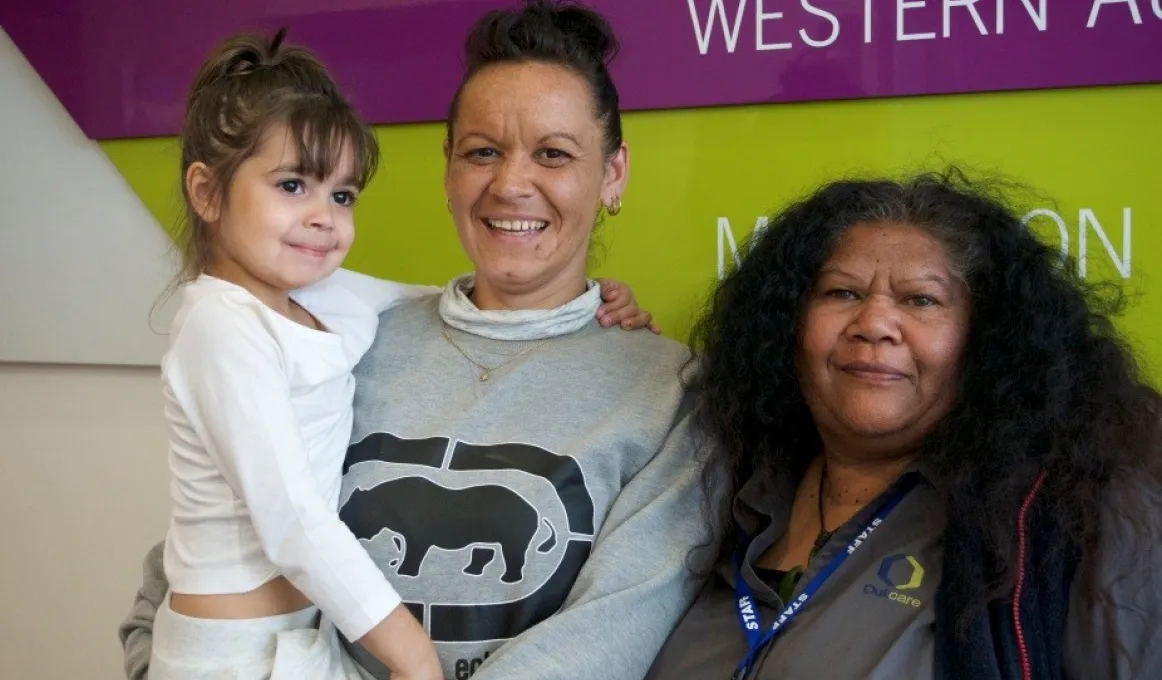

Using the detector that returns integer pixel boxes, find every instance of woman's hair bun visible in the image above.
[553,2,618,64]
[464,0,619,73]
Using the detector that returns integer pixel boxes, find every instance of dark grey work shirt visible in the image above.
[646,470,1162,680]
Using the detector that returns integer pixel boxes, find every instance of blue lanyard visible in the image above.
[731,474,919,680]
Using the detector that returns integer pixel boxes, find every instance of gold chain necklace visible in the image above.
[440,325,550,382]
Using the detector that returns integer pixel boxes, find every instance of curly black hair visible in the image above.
[689,168,1161,603]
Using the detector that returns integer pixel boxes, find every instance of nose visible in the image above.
[305,194,334,231]
[845,295,902,345]
[489,155,536,202]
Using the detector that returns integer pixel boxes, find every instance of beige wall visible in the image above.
[0,363,170,678]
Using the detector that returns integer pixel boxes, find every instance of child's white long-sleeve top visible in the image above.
[160,269,438,641]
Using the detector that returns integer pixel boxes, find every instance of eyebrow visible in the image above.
[817,267,863,282]
[455,131,585,147]
[818,268,952,288]
[268,163,304,175]
[267,164,360,187]
[898,273,952,288]
[538,132,583,147]
[454,131,500,147]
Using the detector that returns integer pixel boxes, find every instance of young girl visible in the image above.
[151,29,651,680]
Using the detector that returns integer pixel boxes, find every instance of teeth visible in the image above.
[486,219,547,232]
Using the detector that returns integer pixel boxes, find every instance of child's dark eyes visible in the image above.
[277,179,304,194]
[333,191,357,207]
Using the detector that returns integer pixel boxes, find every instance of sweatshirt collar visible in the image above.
[438,274,602,341]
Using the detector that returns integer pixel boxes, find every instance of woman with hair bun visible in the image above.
[120,3,708,680]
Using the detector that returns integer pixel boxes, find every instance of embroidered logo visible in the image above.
[878,554,925,590]
[863,553,926,608]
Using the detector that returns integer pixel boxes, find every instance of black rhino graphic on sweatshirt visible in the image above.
[338,432,596,645]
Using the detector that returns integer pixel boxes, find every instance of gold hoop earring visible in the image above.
[607,197,622,216]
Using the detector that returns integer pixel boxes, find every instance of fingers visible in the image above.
[597,280,632,327]
[597,279,626,305]
[619,311,657,333]
[595,279,659,332]
[599,302,637,328]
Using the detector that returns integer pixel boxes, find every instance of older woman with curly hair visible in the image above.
[647,171,1162,680]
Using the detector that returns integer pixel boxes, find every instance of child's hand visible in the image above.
[359,605,444,680]
[595,278,661,334]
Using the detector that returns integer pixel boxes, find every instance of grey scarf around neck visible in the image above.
[437,274,602,341]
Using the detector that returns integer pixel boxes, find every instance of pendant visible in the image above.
[479,371,489,382]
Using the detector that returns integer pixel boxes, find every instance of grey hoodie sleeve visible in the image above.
[469,413,711,680]
[1065,476,1162,678]
[117,541,168,680]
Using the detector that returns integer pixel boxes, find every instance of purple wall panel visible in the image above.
[2,0,1160,139]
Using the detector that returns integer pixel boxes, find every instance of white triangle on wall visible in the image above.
[0,26,179,367]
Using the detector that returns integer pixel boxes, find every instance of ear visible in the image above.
[601,142,630,209]
[442,138,453,195]
[185,162,221,223]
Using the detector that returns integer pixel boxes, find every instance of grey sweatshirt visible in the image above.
[119,277,710,680]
